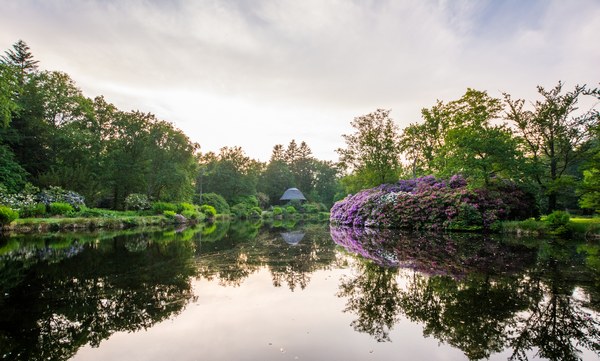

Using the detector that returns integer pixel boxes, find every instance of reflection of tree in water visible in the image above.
[196,222,337,291]
[507,242,600,361]
[0,231,198,361]
[337,262,400,342]
[332,226,600,360]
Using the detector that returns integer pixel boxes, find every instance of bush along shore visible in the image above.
[0,186,331,234]
[330,175,537,232]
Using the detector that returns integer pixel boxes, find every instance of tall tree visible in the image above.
[400,89,523,185]
[504,82,599,212]
[1,40,39,87]
[337,109,402,191]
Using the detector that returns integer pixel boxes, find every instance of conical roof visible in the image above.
[279,188,307,201]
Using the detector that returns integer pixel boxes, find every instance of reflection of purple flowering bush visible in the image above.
[331,175,535,231]
[330,226,535,277]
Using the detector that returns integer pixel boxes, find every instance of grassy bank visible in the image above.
[4,215,174,233]
[501,216,600,240]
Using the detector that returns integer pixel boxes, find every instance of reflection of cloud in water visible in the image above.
[280,231,305,246]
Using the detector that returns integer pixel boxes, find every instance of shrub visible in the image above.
[545,210,571,235]
[152,202,178,214]
[197,192,230,214]
[250,206,262,218]
[0,205,18,225]
[272,206,283,216]
[125,193,151,211]
[19,203,47,218]
[178,202,196,213]
[285,206,297,214]
[163,210,177,219]
[330,175,536,231]
[199,204,217,218]
[182,209,203,221]
[49,202,74,216]
[38,186,85,210]
[302,203,321,214]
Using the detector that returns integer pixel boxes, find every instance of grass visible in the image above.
[501,216,600,240]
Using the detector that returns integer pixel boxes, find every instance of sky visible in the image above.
[1,0,599,162]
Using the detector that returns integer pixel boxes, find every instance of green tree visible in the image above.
[0,144,28,192]
[400,89,523,185]
[1,40,39,87]
[337,109,402,191]
[504,82,599,212]
[199,146,261,204]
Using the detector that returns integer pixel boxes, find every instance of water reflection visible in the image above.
[0,229,198,361]
[196,221,337,290]
[1,223,598,361]
[332,226,600,361]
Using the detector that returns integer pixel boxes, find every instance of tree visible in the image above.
[0,63,19,127]
[504,82,599,212]
[198,146,261,204]
[400,89,523,186]
[1,40,39,87]
[337,109,402,191]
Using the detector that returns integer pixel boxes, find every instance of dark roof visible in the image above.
[279,187,307,201]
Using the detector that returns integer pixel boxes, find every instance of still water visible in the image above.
[0,221,598,361]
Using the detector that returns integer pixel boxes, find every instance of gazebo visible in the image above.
[279,187,307,202]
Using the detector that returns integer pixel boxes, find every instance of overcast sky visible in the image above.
[1,0,599,161]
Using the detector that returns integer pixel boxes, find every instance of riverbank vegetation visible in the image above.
[1,40,600,232]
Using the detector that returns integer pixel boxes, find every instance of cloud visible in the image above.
[1,0,599,161]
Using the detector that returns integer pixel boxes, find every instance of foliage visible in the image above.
[197,192,230,214]
[18,202,46,218]
[124,193,151,211]
[545,210,571,235]
[400,89,523,185]
[48,202,73,215]
[199,204,217,218]
[231,203,261,219]
[181,209,202,221]
[505,82,599,212]
[162,210,177,219]
[38,186,85,210]
[330,175,536,231]
[151,202,178,214]
[272,206,283,216]
[337,109,402,189]
[285,206,297,215]
[197,146,261,204]
[0,205,18,225]
[0,145,28,192]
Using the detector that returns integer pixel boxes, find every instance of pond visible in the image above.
[0,222,598,361]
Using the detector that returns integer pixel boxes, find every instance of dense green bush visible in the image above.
[152,202,178,214]
[163,210,177,219]
[177,202,196,213]
[181,209,203,221]
[231,203,262,219]
[49,202,74,215]
[125,193,151,210]
[285,206,297,214]
[19,203,47,218]
[197,192,230,214]
[0,205,18,225]
[272,206,283,216]
[199,204,217,218]
[545,210,571,235]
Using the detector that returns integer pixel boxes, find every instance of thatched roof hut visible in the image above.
[279,187,307,202]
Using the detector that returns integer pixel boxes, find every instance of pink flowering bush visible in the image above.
[330,175,536,231]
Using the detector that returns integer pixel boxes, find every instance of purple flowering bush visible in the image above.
[330,175,536,231]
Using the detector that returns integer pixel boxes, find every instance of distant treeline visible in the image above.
[1,40,599,215]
